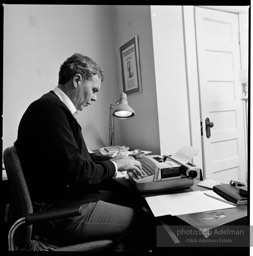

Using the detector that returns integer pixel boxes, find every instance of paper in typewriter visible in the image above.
[170,145,199,164]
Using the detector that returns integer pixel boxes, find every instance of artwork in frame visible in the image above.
[119,36,142,95]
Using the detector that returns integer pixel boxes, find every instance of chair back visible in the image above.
[3,146,33,248]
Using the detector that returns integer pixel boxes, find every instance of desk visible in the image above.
[116,177,249,251]
[156,181,248,248]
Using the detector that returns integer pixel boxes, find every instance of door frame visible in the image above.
[182,5,249,178]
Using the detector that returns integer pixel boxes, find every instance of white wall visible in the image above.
[182,6,203,168]
[150,6,191,155]
[3,5,119,151]
[238,12,249,173]
[239,13,249,72]
[113,6,160,154]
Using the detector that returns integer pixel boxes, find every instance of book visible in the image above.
[213,184,248,205]
[239,186,248,197]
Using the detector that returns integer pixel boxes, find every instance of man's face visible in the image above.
[74,74,101,111]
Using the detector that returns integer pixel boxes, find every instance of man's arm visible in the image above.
[90,153,111,162]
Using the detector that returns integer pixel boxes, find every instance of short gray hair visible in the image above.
[58,53,104,84]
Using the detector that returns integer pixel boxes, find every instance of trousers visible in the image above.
[37,179,155,251]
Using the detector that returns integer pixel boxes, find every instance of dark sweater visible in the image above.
[14,91,115,206]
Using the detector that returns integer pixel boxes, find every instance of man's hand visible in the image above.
[111,156,143,176]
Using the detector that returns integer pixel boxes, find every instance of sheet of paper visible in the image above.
[203,190,232,203]
[197,179,223,189]
[145,190,235,217]
[170,145,199,164]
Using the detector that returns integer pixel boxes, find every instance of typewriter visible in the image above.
[127,154,201,193]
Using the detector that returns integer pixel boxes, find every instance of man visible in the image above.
[14,53,154,251]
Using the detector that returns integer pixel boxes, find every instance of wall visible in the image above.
[113,6,160,154]
[150,6,191,155]
[113,5,198,156]
[3,5,119,151]
[182,6,203,168]
[238,12,249,174]
[239,13,249,71]
[4,5,247,159]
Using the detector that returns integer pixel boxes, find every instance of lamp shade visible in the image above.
[112,92,135,118]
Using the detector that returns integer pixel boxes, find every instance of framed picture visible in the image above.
[119,36,142,95]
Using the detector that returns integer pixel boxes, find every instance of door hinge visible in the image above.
[238,32,241,45]
[200,121,203,136]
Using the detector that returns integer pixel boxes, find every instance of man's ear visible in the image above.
[73,74,82,88]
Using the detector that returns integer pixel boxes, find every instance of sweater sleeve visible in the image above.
[90,153,112,162]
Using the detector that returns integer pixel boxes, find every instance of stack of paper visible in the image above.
[145,190,236,217]
[99,146,130,156]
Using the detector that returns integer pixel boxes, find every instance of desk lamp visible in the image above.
[109,92,135,146]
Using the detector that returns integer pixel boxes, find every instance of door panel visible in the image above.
[211,167,240,182]
[195,7,247,183]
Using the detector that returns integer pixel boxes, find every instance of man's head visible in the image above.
[58,53,104,111]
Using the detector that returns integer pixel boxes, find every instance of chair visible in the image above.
[3,146,114,251]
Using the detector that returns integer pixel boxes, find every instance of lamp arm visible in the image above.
[109,104,115,146]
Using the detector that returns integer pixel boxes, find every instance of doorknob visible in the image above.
[205,117,214,138]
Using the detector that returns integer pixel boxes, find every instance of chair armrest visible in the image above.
[26,205,82,224]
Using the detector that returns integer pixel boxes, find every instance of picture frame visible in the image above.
[119,36,142,95]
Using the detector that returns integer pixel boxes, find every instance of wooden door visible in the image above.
[195,7,247,183]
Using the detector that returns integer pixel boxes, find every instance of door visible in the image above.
[195,7,247,183]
